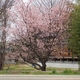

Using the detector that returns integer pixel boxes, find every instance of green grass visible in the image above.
[0,64,80,75]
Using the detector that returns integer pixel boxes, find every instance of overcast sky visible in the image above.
[23,0,76,4]
[23,0,29,3]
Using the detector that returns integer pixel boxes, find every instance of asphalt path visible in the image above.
[0,75,80,80]
[46,61,79,69]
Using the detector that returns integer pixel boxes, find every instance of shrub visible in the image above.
[62,69,73,74]
[52,69,56,74]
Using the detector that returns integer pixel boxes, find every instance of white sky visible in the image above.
[23,0,76,4]
[23,0,29,3]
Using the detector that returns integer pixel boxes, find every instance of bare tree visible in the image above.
[0,0,14,70]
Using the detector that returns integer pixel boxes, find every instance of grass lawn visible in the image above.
[0,64,80,75]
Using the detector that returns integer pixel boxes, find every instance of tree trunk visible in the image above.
[78,56,80,71]
[41,63,46,71]
[0,43,6,70]
[0,60,4,70]
[0,53,5,70]
[0,7,6,70]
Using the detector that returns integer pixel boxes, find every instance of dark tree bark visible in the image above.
[41,63,46,71]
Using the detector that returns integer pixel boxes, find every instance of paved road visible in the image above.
[46,61,78,69]
[0,75,80,80]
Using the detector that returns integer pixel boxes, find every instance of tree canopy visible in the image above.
[8,0,72,71]
[69,4,80,57]
[69,3,80,70]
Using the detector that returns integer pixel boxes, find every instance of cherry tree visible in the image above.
[8,0,72,71]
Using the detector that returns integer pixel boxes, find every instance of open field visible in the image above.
[0,64,80,75]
